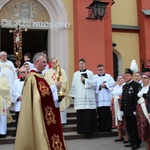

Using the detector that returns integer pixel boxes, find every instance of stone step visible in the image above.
[0,130,118,145]
[67,112,76,118]
[7,117,77,128]
[63,130,118,140]
[67,117,76,124]
[7,128,16,136]
[7,121,16,128]
[10,110,77,119]
[62,124,77,132]
[6,124,77,136]
[0,106,118,145]
[0,136,15,145]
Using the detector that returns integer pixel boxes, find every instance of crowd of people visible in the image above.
[0,52,150,150]
[0,51,68,150]
[69,58,150,150]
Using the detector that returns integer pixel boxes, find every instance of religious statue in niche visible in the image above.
[8,1,40,21]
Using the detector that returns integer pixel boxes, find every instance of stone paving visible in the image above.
[0,136,146,150]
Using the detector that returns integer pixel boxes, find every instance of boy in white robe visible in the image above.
[11,67,28,136]
[94,64,115,132]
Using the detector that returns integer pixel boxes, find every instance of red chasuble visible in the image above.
[31,70,67,150]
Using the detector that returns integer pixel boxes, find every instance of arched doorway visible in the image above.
[113,52,118,81]
[113,49,124,79]
[0,0,69,71]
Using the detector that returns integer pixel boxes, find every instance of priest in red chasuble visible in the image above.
[15,52,68,150]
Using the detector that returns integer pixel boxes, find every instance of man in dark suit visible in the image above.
[121,68,141,150]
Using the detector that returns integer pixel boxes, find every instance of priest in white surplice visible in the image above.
[0,51,17,104]
[0,72,12,138]
[94,64,115,132]
[69,58,98,134]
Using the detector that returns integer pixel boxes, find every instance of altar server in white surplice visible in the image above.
[69,58,98,134]
[94,64,115,132]
[11,67,28,137]
[0,51,17,104]
[0,72,12,138]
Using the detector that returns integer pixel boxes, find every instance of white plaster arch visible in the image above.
[0,0,69,72]
[36,0,68,73]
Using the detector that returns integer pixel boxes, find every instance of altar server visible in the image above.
[69,58,98,134]
[11,67,28,136]
[94,64,115,132]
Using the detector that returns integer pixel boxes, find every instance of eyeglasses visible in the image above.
[142,77,148,79]
[98,69,103,71]
[20,71,26,73]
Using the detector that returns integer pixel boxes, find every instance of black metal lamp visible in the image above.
[86,0,109,21]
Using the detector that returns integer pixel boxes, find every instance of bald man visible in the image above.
[0,51,17,105]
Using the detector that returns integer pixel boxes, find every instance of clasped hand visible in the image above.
[55,82,62,89]
[100,83,106,88]
[81,75,85,81]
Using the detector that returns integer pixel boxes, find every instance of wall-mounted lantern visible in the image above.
[86,0,109,21]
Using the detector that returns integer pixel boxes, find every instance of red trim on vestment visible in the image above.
[30,70,66,150]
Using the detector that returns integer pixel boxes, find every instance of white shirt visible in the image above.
[94,73,115,107]
[12,78,24,111]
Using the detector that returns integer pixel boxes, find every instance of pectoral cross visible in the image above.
[2,108,6,114]
[51,73,56,81]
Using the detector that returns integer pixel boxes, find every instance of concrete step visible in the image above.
[67,112,76,118]
[64,130,118,140]
[0,130,118,145]
[0,106,118,145]
[62,124,77,132]
[6,124,77,135]
[0,136,15,145]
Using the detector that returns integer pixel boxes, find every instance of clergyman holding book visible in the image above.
[69,58,98,134]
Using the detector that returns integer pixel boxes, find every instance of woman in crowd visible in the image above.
[111,75,129,143]
[137,72,150,150]
[23,62,30,73]
[135,72,143,85]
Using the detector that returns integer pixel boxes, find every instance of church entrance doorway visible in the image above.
[1,28,48,62]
